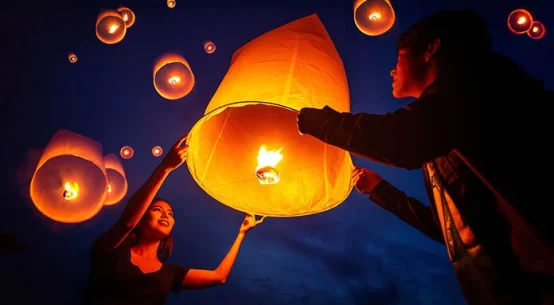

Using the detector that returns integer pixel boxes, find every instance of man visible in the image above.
[297,10,553,305]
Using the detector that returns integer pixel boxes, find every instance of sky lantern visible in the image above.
[117,6,136,29]
[152,53,195,100]
[95,10,127,45]
[120,146,134,159]
[507,9,533,34]
[527,21,546,39]
[167,0,176,8]
[204,41,216,54]
[103,154,128,206]
[29,129,108,223]
[152,146,163,157]
[68,52,77,63]
[354,0,396,36]
[185,14,354,218]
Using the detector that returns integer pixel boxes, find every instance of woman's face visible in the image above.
[141,200,175,239]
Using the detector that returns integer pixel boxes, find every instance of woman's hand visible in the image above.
[239,213,266,234]
[161,134,189,172]
[351,167,383,195]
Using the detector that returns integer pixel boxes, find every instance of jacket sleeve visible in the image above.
[300,88,463,169]
[369,180,444,245]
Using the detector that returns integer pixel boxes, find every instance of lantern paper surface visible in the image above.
[30,130,108,223]
[103,154,128,206]
[186,14,354,217]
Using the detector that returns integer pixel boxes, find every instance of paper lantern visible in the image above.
[117,6,136,29]
[354,0,396,36]
[68,52,77,63]
[152,146,163,157]
[95,10,127,44]
[527,21,546,39]
[507,9,533,34]
[204,41,216,54]
[103,154,128,206]
[186,14,354,217]
[167,0,176,8]
[120,146,134,159]
[30,130,108,223]
[152,53,195,100]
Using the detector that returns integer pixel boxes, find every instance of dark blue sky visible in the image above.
[2,0,553,304]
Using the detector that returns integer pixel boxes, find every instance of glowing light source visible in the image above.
[204,41,216,54]
[255,146,283,185]
[152,146,163,157]
[153,53,195,100]
[507,9,533,34]
[63,181,80,201]
[68,52,78,63]
[103,154,128,206]
[117,6,136,29]
[354,0,396,36]
[95,10,127,44]
[120,146,134,159]
[527,21,546,39]
[167,0,176,8]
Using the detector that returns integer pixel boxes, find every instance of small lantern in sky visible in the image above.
[152,53,195,100]
[152,146,163,157]
[117,6,136,29]
[103,154,128,206]
[527,21,546,40]
[120,146,134,160]
[354,0,396,36]
[95,10,127,44]
[68,52,78,63]
[507,9,533,34]
[204,41,216,54]
[167,0,176,8]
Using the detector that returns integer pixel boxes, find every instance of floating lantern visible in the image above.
[29,129,108,223]
[95,10,127,44]
[152,146,163,157]
[507,9,533,34]
[527,21,546,39]
[354,0,396,36]
[68,52,78,63]
[167,0,176,8]
[185,14,354,218]
[152,53,195,100]
[117,6,136,29]
[204,41,216,54]
[120,146,134,159]
[103,154,128,206]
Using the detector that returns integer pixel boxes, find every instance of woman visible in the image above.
[83,134,265,305]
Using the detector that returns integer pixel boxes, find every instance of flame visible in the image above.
[517,16,526,24]
[63,181,80,201]
[122,14,129,21]
[369,12,381,21]
[255,145,283,185]
[533,26,539,32]
[168,76,181,85]
[108,24,119,34]
[107,184,112,193]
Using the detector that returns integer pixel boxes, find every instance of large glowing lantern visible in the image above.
[186,14,354,217]
[507,9,533,34]
[30,130,108,223]
[153,53,195,100]
[95,10,127,44]
[103,154,128,206]
[527,21,546,40]
[354,0,396,36]
[117,6,136,29]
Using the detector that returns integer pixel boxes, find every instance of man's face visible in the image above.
[390,47,427,99]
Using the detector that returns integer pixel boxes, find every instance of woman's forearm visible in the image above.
[214,232,246,283]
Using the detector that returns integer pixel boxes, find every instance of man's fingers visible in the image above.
[173,133,189,149]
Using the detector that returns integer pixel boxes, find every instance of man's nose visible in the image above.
[390,69,397,77]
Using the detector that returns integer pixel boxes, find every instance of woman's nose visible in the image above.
[390,69,397,77]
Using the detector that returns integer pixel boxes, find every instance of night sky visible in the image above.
[2,0,553,304]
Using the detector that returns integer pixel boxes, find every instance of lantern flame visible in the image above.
[63,181,80,201]
[108,24,119,34]
[369,12,381,21]
[517,17,526,24]
[168,76,181,85]
[255,146,283,185]
[107,184,112,193]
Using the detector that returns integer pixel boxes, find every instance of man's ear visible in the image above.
[424,38,441,62]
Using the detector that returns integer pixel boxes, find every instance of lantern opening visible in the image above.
[255,145,283,185]
[63,181,80,200]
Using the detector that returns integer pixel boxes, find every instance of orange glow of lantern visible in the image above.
[507,9,533,34]
[117,6,136,29]
[29,129,108,223]
[185,14,354,217]
[95,10,127,44]
[354,0,396,36]
[68,52,78,63]
[120,146,134,159]
[103,154,128,206]
[152,53,195,100]
[152,146,163,157]
[167,0,176,8]
[204,41,216,54]
[527,21,546,40]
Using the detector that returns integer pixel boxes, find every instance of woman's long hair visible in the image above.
[124,198,174,262]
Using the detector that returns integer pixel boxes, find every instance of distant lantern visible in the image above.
[152,53,195,100]
[29,129,108,223]
[185,14,354,218]
[507,9,533,34]
[95,10,127,44]
[167,0,176,8]
[120,146,134,159]
[103,154,128,206]
[354,0,396,36]
[68,52,78,63]
[527,21,546,40]
[152,146,163,157]
[117,6,136,29]
[204,41,216,54]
